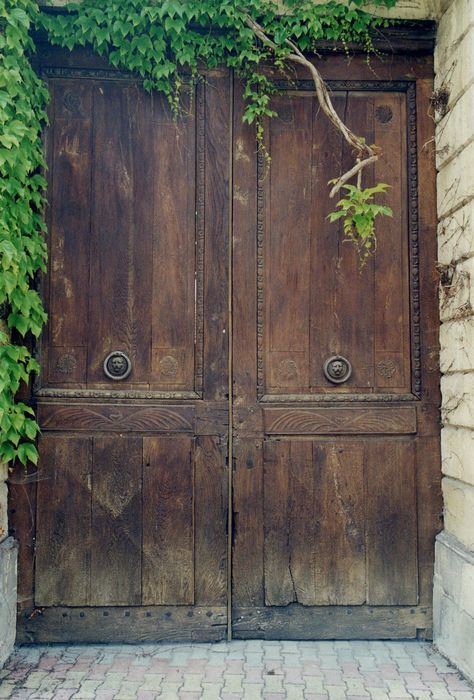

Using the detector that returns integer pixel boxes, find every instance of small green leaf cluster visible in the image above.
[38,0,396,146]
[0,0,48,465]
[327,183,393,267]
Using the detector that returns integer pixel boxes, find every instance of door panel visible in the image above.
[261,89,410,398]
[15,50,230,643]
[232,65,441,639]
[42,79,201,397]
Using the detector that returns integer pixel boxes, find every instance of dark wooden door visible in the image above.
[12,49,231,643]
[231,57,442,639]
[11,49,441,643]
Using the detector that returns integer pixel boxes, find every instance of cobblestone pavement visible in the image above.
[1,641,473,700]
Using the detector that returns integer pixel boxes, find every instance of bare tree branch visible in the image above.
[241,11,380,188]
[329,155,378,198]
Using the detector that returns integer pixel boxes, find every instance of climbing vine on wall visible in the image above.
[0,0,48,466]
[1,0,397,466]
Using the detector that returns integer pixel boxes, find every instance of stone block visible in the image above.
[436,0,474,64]
[441,477,474,551]
[434,531,474,683]
[365,0,440,19]
[440,318,474,373]
[439,256,474,322]
[438,199,474,264]
[0,537,18,669]
[437,139,474,220]
[441,425,474,486]
[436,84,474,170]
[435,26,474,112]
[441,372,474,429]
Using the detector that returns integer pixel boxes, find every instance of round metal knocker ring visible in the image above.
[323,355,352,384]
[103,351,132,381]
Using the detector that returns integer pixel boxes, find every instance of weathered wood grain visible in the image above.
[35,436,92,606]
[17,606,227,644]
[194,436,228,606]
[263,441,295,605]
[90,437,142,605]
[88,82,152,387]
[233,605,432,640]
[373,92,411,391]
[365,440,418,605]
[232,439,265,607]
[151,90,196,390]
[142,437,194,605]
[203,74,230,401]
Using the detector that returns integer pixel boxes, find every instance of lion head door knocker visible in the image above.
[103,351,132,381]
[323,355,352,384]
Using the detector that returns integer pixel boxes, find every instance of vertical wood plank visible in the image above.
[35,436,91,606]
[314,442,366,604]
[142,437,194,605]
[291,442,365,605]
[88,83,153,386]
[263,440,295,605]
[203,75,230,400]
[374,93,410,390]
[233,439,264,606]
[90,437,142,605]
[416,437,443,604]
[151,91,196,389]
[287,441,316,604]
[365,440,418,605]
[266,95,312,392]
[232,79,258,406]
[336,93,376,390]
[310,94,347,389]
[47,82,93,385]
[194,435,227,606]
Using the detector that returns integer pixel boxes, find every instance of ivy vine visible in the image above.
[0,0,48,466]
[1,0,397,467]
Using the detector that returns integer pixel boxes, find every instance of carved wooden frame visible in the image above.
[256,79,420,403]
[34,67,206,401]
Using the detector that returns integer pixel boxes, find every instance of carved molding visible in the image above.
[35,388,200,400]
[256,150,265,400]
[41,66,138,81]
[34,77,205,400]
[260,392,417,403]
[264,407,417,435]
[257,79,421,402]
[407,82,422,398]
[194,81,205,395]
[272,80,416,93]
[38,404,195,432]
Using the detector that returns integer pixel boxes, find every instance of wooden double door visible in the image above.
[11,46,442,643]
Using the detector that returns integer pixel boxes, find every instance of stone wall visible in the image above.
[0,461,17,668]
[433,0,474,683]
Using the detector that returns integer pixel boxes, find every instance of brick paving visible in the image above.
[1,641,473,699]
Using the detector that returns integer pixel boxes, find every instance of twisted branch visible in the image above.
[241,12,380,192]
